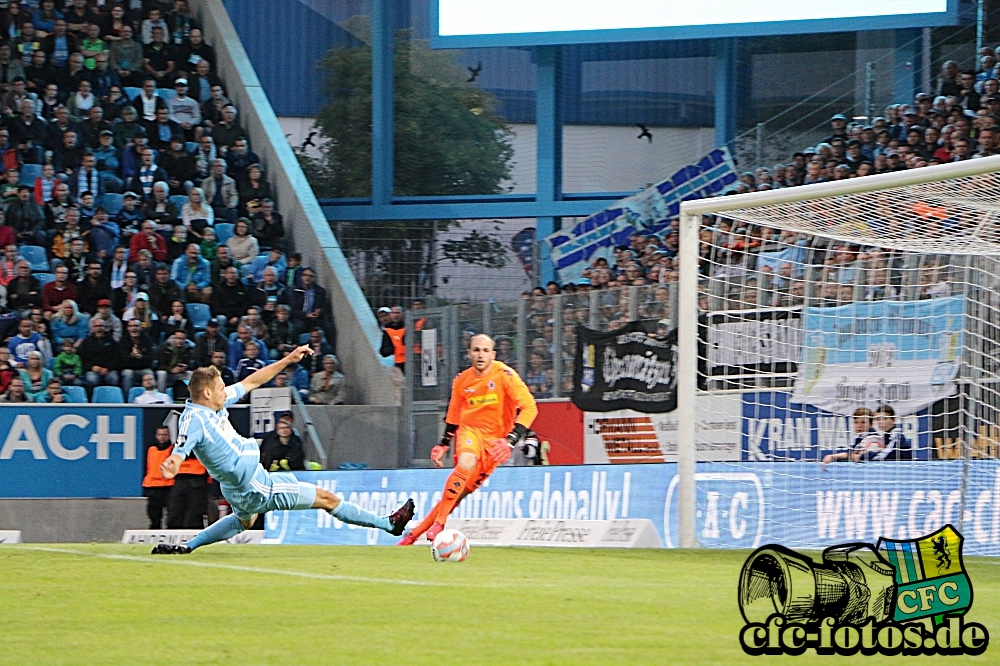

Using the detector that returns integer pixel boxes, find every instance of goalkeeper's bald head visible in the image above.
[469,333,495,351]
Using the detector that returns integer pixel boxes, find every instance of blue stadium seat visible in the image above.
[170,195,188,210]
[124,86,142,99]
[214,223,234,244]
[34,272,55,286]
[167,387,174,399]
[186,302,211,330]
[92,386,124,403]
[155,88,177,102]
[18,163,42,186]
[98,193,124,215]
[127,387,144,403]
[185,141,197,153]
[20,246,49,272]
[63,385,87,403]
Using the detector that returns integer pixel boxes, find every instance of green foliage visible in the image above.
[299,34,513,199]
[296,33,516,304]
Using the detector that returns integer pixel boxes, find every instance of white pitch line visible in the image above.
[20,546,458,587]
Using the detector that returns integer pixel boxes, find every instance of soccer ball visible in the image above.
[430,529,469,562]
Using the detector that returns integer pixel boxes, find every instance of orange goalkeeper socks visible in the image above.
[408,503,440,539]
[409,465,473,539]
[434,464,472,524]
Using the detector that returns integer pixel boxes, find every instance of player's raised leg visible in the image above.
[399,451,477,545]
[154,484,415,553]
[312,486,414,535]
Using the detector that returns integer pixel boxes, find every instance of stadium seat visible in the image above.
[155,88,177,102]
[124,86,141,99]
[18,163,42,186]
[34,272,55,286]
[98,193,124,215]
[214,223,234,244]
[185,141,198,153]
[92,386,125,403]
[167,387,174,399]
[62,385,87,403]
[186,302,211,330]
[20,246,50,272]
[170,195,188,210]
[127,387,144,403]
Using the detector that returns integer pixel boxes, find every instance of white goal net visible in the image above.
[674,156,1000,555]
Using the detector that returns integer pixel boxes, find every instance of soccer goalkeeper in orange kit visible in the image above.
[398,334,537,545]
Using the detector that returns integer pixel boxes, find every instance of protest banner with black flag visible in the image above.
[572,321,678,413]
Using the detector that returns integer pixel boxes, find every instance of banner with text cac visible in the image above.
[264,460,1000,556]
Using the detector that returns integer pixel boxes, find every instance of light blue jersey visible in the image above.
[173,383,314,520]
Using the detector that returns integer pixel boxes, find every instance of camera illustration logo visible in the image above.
[738,525,989,656]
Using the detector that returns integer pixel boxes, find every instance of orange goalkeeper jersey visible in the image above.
[445,361,538,438]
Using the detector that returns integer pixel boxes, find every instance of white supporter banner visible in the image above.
[419,518,662,549]
[0,530,22,543]
[251,388,292,436]
[421,328,438,386]
[584,394,742,463]
[792,358,958,417]
[121,530,264,545]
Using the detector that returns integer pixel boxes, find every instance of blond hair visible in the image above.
[188,365,220,402]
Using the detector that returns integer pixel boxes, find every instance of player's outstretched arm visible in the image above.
[240,344,314,392]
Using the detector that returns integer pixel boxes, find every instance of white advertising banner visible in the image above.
[121,530,264,545]
[584,394,742,464]
[0,530,22,543]
[415,518,662,549]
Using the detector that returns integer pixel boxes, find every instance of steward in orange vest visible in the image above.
[143,426,175,529]
[167,431,210,530]
[379,306,406,372]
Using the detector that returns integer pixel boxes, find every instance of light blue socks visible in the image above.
[186,513,245,550]
[332,500,391,531]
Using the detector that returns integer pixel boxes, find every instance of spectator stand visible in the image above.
[0,0,357,413]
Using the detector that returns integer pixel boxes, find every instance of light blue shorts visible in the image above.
[223,471,317,521]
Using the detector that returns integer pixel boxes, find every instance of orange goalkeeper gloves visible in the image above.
[431,423,458,468]
[489,439,513,465]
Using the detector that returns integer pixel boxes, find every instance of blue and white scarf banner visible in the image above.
[545,148,738,283]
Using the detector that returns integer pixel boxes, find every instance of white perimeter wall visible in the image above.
[279,118,716,194]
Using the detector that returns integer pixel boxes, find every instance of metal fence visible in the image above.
[401,284,678,463]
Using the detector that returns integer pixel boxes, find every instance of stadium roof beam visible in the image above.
[320,196,623,222]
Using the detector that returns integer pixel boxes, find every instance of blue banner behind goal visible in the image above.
[266,461,1000,555]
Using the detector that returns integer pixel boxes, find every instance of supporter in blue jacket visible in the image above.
[170,243,211,302]
[50,299,90,344]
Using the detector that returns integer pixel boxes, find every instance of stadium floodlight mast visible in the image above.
[675,154,1000,549]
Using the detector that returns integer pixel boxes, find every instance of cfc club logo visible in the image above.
[737,525,988,656]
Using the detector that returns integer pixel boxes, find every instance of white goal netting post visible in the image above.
[675,155,1000,554]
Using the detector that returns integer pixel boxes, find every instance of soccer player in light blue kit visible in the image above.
[151,345,414,554]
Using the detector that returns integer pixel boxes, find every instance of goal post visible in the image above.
[675,154,1000,550]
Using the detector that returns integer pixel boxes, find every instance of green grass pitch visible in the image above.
[2,544,997,665]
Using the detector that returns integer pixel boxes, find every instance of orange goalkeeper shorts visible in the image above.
[455,425,500,481]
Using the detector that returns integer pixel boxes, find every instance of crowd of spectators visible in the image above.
[736,56,1000,191]
[499,56,1000,397]
[0,0,346,405]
